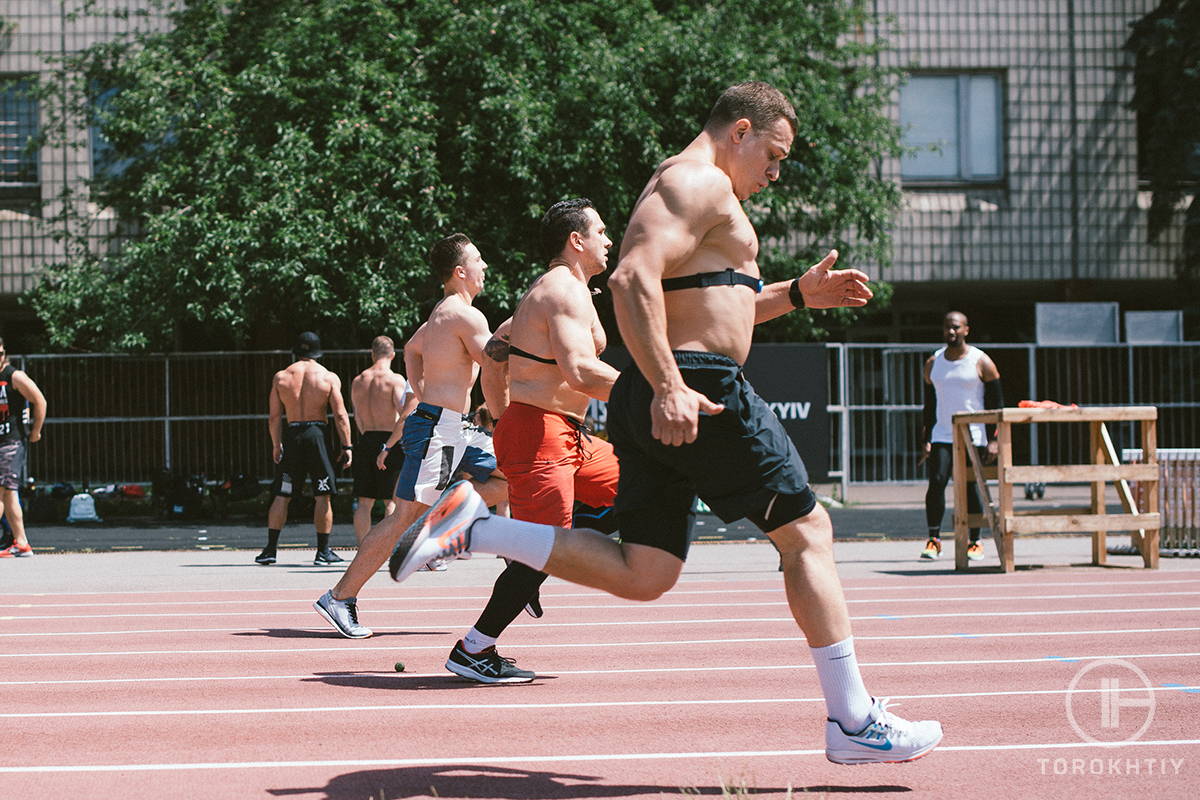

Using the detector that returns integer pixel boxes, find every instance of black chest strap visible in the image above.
[661,268,763,294]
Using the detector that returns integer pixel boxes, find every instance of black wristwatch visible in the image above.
[788,278,804,308]
[342,445,352,451]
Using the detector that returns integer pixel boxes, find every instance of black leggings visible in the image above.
[473,560,546,638]
[925,442,985,542]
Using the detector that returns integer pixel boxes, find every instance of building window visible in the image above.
[0,77,39,200]
[900,73,1003,184]
[90,85,126,180]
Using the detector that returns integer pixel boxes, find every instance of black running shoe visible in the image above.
[524,590,544,619]
[314,548,344,565]
[255,549,277,565]
[445,639,535,684]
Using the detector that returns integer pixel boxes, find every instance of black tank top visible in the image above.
[0,364,28,442]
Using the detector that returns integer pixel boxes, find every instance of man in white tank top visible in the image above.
[918,311,1003,561]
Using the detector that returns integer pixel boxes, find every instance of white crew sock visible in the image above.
[810,636,874,731]
[468,515,556,571]
[461,627,497,654]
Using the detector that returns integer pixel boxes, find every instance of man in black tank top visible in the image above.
[0,340,47,558]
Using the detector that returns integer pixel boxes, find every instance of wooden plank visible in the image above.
[1012,506,1094,517]
[953,406,1158,425]
[953,421,970,571]
[1141,418,1160,569]
[1003,464,1159,483]
[1005,512,1161,534]
[1099,422,1145,550]
[1090,422,1107,565]
[996,420,1014,571]
[964,465,999,482]
[966,434,1000,534]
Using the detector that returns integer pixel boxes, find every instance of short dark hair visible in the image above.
[429,233,473,283]
[539,198,595,261]
[705,81,797,137]
[370,335,395,359]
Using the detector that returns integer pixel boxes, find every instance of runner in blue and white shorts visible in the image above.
[396,401,497,505]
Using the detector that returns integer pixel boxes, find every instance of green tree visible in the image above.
[30,0,903,351]
[1126,0,1200,292]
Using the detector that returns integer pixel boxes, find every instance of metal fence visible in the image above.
[14,343,1200,491]
[827,343,1200,493]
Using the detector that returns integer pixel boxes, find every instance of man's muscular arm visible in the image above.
[268,373,285,464]
[547,283,619,401]
[480,317,512,419]
[327,373,353,468]
[610,164,726,446]
[753,250,874,325]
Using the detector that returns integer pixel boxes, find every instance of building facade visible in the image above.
[869,0,1189,342]
[0,1,1191,347]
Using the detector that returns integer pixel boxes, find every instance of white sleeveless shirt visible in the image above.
[930,345,986,446]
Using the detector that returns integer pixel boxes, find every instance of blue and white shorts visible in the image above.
[396,402,497,505]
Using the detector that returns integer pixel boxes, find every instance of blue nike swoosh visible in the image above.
[850,738,893,751]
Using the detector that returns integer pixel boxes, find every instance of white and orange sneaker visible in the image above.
[0,543,33,558]
[389,481,488,582]
[825,698,943,765]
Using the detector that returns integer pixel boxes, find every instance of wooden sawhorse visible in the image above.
[951,406,1160,572]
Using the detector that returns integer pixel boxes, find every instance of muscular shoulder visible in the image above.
[655,159,734,215]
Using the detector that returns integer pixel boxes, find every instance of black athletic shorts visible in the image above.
[270,421,338,497]
[607,350,813,559]
[352,430,404,499]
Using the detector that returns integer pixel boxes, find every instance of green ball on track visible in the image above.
[394,662,405,672]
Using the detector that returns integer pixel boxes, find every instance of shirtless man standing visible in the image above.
[350,336,412,544]
[257,331,353,566]
[445,198,620,683]
[389,83,942,765]
[314,233,507,638]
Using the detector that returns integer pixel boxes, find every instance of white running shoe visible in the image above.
[825,698,943,765]
[389,481,489,583]
[313,590,372,639]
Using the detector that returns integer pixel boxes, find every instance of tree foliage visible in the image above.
[30,0,904,351]
[1126,0,1200,292]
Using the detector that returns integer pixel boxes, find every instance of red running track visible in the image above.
[1,567,1199,798]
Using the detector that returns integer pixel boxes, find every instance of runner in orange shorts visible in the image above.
[444,198,620,683]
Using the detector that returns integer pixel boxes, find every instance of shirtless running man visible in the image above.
[257,331,353,566]
[445,198,620,683]
[349,336,413,544]
[314,234,507,638]
[389,83,942,765]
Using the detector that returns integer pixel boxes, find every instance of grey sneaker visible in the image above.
[313,590,372,639]
[389,480,488,583]
[445,639,535,684]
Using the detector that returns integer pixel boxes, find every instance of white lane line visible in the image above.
[1,738,1197,774]
[4,605,1200,637]
[7,651,1199,687]
[3,627,1198,658]
[2,684,1197,720]
[8,589,1200,618]
[14,575,1200,600]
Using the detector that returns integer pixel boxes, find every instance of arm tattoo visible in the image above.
[484,335,510,363]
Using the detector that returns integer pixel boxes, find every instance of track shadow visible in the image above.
[231,628,444,639]
[267,764,908,799]
[302,672,557,690]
